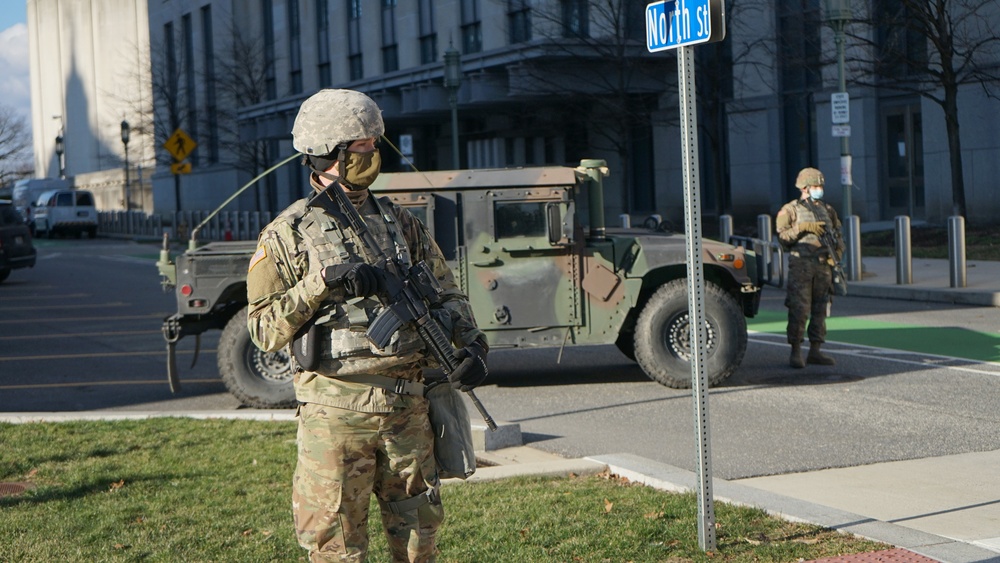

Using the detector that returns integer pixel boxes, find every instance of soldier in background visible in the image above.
[246,89,488,562]
[776,167,844,369]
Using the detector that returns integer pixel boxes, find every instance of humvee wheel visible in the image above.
[218,306,296,408]
[634,279,747,388]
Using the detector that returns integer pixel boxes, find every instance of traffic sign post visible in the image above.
[646,0,725,552]
[165,129,198,162]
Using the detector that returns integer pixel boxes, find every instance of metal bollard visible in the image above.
[894,216,912,285]
[757,214,773,271]
[619,214,631,228]
[719,214,733,245]
[846,215,862,281]
[948,216,966,288]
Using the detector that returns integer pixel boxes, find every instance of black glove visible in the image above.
[449,340,488,391]
[323,263,381,298]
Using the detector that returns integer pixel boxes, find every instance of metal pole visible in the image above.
[894,216,911,285]
[678,44,716,552]
[948,216,966,288]
[449,90,460,169]
[124,144,130,210]
[835,20,856,281]
[719,214,733,244]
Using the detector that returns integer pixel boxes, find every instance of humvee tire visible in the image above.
[218,306,296,408]
[633,279,747,388]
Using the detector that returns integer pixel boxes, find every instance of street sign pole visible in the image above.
[677,43,716,552]
[647,0,724,551]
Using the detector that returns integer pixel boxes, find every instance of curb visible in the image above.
[586,453,1000,563]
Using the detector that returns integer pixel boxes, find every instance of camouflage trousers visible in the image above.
[785,254,833,344]
[293,401,443,563]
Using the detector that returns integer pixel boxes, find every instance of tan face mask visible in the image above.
[341,149,381,190]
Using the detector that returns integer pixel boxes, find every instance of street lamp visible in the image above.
[443,42,462,169]
[54,134,65,179]
[824,0,858,280]
[121,120,131,210]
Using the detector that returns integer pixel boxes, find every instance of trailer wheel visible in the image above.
[218,306,296,408]
[633,279,747,389]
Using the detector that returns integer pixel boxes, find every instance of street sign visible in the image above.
[164,129,198,162]
[646,0,725,52]
[171,161,192,175]
[831,92,850,124]
[832,124,851,137]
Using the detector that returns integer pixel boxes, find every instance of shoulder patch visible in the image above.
[248,245,267,273]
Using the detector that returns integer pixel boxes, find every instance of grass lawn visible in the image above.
[0,418,888,562]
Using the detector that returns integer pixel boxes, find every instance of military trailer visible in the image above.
[158,160,763,408]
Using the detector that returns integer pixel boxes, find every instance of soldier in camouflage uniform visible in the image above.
[776,167,845,369]
[246,89,488,562]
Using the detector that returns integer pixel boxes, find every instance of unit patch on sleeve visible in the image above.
[248,245,267,273]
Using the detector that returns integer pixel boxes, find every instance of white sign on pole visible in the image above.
[646,0,725,52]
[832,124,851,137]
[831,92,850,124]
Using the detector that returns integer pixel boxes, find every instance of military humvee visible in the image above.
[157,159,763,408]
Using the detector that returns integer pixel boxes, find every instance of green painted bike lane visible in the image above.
[748,309,1000,363]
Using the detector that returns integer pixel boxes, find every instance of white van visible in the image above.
[11,178,72,232]
[33,189,99,239]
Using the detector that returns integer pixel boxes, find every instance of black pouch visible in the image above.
[292,321,320,371]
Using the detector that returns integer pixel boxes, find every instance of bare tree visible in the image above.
[0,105,33,186]
[848,0,1000,218]
[504,0,668,214]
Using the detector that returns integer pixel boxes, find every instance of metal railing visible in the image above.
[98,210,273,242]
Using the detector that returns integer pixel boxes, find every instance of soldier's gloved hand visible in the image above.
[449,340,488,392]
[800,221,826,235]
[323,263,381,298]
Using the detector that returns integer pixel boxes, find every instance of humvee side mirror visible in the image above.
[546,201,574,246]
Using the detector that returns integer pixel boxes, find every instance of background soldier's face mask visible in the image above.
[341,149,381,190]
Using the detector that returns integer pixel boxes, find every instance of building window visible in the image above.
[288,0,302,93]
[316,0,331,86]
[348,0,363,79]
[262,0,276,100]
[561,0,588,38]
[461,0,481,53]
[875,0,927,78]
[201,5,218,163]
[507,0,531,44]
[419,0,436,64]
[382,0,398,72]
[778,0,822,92]
[182,13,198,166]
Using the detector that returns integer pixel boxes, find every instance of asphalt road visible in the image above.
[2,238,998,481]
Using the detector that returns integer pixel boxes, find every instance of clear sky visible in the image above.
[0,1,32,137]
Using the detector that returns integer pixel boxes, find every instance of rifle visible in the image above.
[308,184,498,431]
[818,227,848,297]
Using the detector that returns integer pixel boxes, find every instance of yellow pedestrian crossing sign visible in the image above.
[165,129,197,161]
[171,161,192,175]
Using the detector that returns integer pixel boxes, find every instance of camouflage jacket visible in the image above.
[247,175,483,412]
[776,197,845,260]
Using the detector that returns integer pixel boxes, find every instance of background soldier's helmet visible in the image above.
[795,167,825,189]
[291,89,385,156]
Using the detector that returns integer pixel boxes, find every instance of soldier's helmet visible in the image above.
[795,167,825,189]
[291,89,385,156]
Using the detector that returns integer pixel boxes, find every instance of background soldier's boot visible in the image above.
[789,342,804,369]
[807,342,836,366]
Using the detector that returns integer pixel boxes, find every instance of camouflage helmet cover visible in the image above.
[795,167,825,189]
[291,89,385,156]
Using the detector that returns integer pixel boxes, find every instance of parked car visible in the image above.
[11,178,73,234]
[0,199,37,283]
[33,189,98,239]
